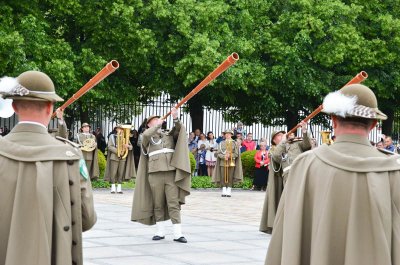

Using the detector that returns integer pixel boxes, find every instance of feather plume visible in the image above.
[323,91,357,118]
[0,77,19,93]
[0,97,14,118]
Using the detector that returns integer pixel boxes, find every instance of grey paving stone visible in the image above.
[84,190,270,265]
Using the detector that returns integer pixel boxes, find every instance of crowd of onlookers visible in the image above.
[0,127,10,136]
[188,122,265,178]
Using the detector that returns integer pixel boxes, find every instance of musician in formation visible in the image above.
[76,122,100,180]
[259,130,285,234]
[271,121,312,185]
[265,84,400,265]
[104,124,135,194]
[131,108,191,243]
[212,129,243,197]
[0,70,96,265]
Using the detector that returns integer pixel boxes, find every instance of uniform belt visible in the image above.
[283,165,291,173]
[148,148,175,157]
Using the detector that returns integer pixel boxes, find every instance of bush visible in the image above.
[240,150,257,178]
[191,176,217,188]
[97,150,107,179]
[191,176,253,189]
[189,152,196,173]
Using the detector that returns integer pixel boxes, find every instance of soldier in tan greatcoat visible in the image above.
[265,84,400,265]
[104,124,135,194]
[259,130,285,234]
[131,108,191,243]
[0,71,96,265]
[271,121,312,185]
[76,122,100,180]
[212,129,243,197]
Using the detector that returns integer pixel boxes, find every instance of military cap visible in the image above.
[323,84,387,120]
[0,71,63,102]
[146,115,160,125]
[81,122,91,129]
[115,124,123,129]
[270,130,286,145]
[224,129,234,135]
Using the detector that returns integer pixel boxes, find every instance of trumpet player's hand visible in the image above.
[56,108,64,120]
[171,107,179,119]
[225,154,229,160]
[124,144,130,148]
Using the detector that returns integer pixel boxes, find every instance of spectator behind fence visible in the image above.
[197,133,209,176]
[376,140,384,149]
[234,121,246,138]
[205,131,218,177]
[252,141,269,191]
[236,138,247,153]
[216,131,225,144]
[242,132,256,151]
[384,136,397,153]
[194,128,201,142]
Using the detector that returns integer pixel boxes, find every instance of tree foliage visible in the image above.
[1,0,400,132]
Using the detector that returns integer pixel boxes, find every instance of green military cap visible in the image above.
[271,130,285,145]
[323,84,387,120]
[224,129,234,135]
[81,122,91,129]
[146,115,160,125]
[0,71,63,102]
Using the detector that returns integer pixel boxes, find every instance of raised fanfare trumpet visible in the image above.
[162,53,239,120]
[51,60,119,118]
[287,71,368,135]
[117,125,132,159]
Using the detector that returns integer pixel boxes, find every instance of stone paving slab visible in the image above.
[84,189,271,265]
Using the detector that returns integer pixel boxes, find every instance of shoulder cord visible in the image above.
[151,136,162,145]
[271,160,282,173]
[141,142,150,156]
[219,142,226,155]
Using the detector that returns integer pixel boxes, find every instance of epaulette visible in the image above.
[55,136,80,148]
[377,148,398,156]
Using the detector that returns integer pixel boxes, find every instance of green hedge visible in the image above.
[191,176,253,189]
[189,152,196,173]
[240,150,257,178]
[97,150,107,179]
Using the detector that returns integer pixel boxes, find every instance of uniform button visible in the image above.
[70,201,74,206]
[72,240,77,246]
[72,221,76,226]
[63,226,70,231]
[67,160,74,165]
[69,180,74,186]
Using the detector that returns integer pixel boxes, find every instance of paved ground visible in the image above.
[83,189,271,265]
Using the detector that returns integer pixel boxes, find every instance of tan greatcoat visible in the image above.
[265,134,400,265]
[131,120,191,225]
[212,139,243,185]
[0,124,97,265]
[259,145,284,234]
[76,133,99,180]
[104,134,136,182]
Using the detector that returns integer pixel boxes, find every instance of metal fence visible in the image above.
[0,93,386,145]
